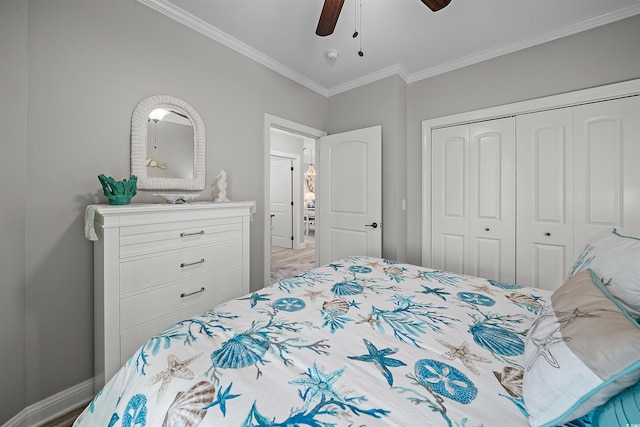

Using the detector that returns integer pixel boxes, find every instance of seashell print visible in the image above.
[322,299,350,313]
[331,281,364,296]
[211,333,270,369]
[506,292,543,313]
[384,266,403,275]
[162,381,215,427]
[468,324,525,357]
[493,366,523,398]
[414,359,478,404]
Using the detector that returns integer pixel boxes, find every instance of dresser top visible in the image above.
[89,201,256,230]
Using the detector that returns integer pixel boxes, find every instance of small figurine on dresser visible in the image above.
[214,170,230,202]
[98,174,137,205]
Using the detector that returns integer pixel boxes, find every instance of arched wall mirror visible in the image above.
[131,95,205,190]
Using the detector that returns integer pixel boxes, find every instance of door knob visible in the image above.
[365,222,378,229]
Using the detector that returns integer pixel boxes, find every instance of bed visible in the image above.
[74,229,640,427]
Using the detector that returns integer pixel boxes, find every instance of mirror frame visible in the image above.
[131,95,206,191]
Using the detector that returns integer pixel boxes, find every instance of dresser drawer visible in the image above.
[120,288,241,364]
[119,265,242,330]
[120,240,242,294]
[120,216,243,258]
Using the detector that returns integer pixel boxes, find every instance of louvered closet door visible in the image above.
[516,108,574,290]
[431,118,515,282]
[468,118,516,282]
[432,125,469,275]
[573,96,640,254]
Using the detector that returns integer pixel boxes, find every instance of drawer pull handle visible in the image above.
[180,287,205,298]
[180,230,205,237]
[180,258,205,268]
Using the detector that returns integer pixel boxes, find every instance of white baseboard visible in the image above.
[2,378,94,427]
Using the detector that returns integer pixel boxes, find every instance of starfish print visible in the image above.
[147,353,202,402]
[301,289,327,302]
[289,362,344,410]
[417,285,451,301]
[527,329,571,370]
[348,299,361,309]
[202,382,240,416]
[239,292,270,308]
[348,339,406,386]
[555,307,600,329]
[437,340,491,375]
[356,313,379,328]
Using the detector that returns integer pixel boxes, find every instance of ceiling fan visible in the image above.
[316,0,452,36]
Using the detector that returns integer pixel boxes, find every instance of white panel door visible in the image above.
[270,157,293,249]
[573,96,640,254]
[318,126,382,265]
[431,119,515,282]
[431,125,469,275]
[468,118,516,283]
[516,108,574,290]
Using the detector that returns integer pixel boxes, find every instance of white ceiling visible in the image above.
[141,0,640,96]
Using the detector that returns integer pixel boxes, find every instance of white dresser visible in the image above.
[92,201,255,386]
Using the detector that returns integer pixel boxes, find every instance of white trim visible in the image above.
[138,0,640,96]
[264,114,326,287]
[138,0,329,97]
[2,378,94,427]
[408,4,640,84]
[421,78,640,267]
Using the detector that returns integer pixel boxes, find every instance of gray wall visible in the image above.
[404,14,640,266]
[0,0,28,422]
[328,75,408,261]
[1,0,327,422]
[1,0,639,423]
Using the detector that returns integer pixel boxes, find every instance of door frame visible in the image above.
[270,151,303,250]
[264,114,326,286]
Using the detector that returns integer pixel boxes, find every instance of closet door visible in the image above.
[516,108,574,290]
[468,118,516,282]
[431,125,469,275]
[573,96,640,254]
[432,118,515,282]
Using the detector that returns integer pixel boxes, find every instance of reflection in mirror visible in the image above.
[131,95,205,191]
[146,109,194,179]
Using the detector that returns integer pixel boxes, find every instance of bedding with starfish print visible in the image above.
[74,256,551,427]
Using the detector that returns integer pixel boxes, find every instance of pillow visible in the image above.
[522,270,640,427]
[569,228,640,317]
[591,380,640,426]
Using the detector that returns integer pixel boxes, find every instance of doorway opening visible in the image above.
[263,115,326,287]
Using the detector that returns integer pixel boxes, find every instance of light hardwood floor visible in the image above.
[270,231,315,283]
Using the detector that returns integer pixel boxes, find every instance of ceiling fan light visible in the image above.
[149,108,170,122]
[325,50,339,64]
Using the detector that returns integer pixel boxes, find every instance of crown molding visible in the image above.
[138,0,330,97]
[407,3,640,84]
[139,0,640,97]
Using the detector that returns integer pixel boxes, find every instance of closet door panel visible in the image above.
[469,118,516,283]
[431,125,469,274]
[573,96,640,253]
[517,109,574,289]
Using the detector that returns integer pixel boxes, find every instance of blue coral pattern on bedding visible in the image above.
[74,257,550,427]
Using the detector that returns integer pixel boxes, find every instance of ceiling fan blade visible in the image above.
[316,0,346,37]
[420,0,452,12]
